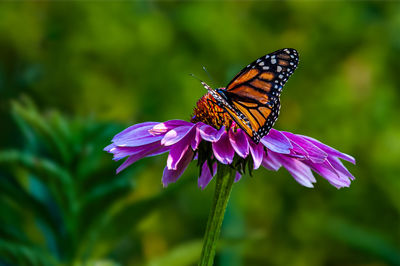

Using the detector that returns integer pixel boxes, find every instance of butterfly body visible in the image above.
[203,48,299,144]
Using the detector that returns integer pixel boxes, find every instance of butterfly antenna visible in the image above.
[188,73,203,83]
[202,66,215,86]
[189,73,213,92]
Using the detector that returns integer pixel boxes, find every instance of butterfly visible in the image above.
[202,48,299,144]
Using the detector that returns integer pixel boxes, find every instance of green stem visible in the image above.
[199,165,236,266]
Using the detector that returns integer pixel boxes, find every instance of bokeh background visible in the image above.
[1,2,400,266]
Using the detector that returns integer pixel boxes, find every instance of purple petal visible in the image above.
[162,149,194,187]
[249,142,265,169]
[261,129,292,154]
[329,156,355,180]
[229,128,249,158]
[161,125,195,146]
[198,161,217,189]
[150,120,193,135]
[286,140,308,159]
[111,142,155,161]
[167,137,191,170]
[262,151,282,171]
[111,141,165,161]
[283,132,327,163]
[274,154,316,188]
[116,143,169,173]
[113,124,163,147]
[113,122,158,140]
[113,147,141,161]
[191,127,202,150]
[234,172,242,182]
[301,136,356,164]
[212,131,235,164]
[198,124,225,142]
[104,143,116,152]
[306,160,351,188]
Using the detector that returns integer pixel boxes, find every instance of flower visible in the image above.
[105,92,355,189]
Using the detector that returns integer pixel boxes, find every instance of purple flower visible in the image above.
[105,106,355,189]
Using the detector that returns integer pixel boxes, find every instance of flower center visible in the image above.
[191,91,234,129]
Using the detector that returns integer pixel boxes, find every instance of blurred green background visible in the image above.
[1,2,400,266]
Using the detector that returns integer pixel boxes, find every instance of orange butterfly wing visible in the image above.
[215,48,299,143]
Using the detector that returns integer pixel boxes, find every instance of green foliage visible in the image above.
[0,98,190,265]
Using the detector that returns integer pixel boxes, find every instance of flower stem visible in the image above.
[199,165,236,266]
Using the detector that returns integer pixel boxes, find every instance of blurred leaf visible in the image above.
[0,173,62,241]
[80,178,191,260]
[1,97,178,265]
[147,239,202,266]
[0,239,57,266]
[0,150,72,185]
[11,97,70,164]
[324,217,400,265]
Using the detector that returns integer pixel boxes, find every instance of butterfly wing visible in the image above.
[217,48,299,143]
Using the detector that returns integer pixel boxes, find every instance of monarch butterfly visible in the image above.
[203,48,299,144]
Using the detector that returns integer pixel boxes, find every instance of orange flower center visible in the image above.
[190,91,235,130]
